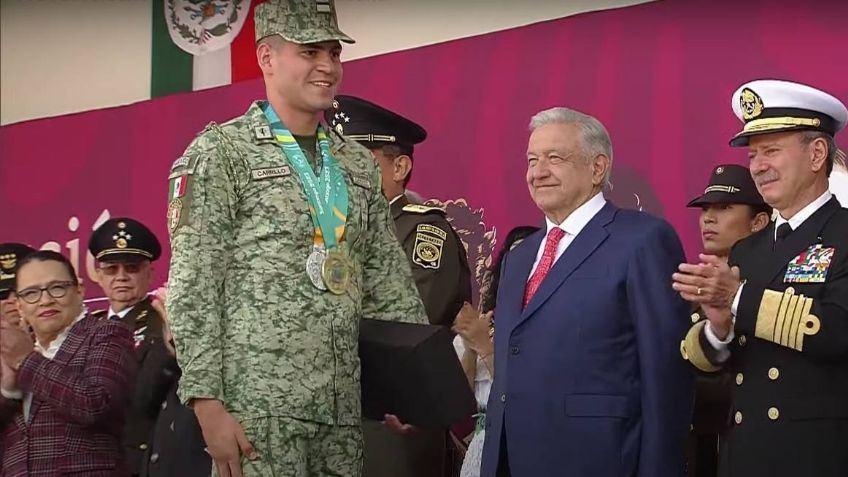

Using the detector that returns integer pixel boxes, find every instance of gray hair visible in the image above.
[528,107,614,186]
[798,130,837,176]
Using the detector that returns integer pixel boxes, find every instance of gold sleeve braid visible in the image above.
[680,320,722,372]
[755,287,821,352]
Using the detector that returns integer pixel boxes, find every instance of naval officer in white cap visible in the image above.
[675,79,848,477]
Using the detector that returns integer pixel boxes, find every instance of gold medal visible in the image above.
[322,249,352,295]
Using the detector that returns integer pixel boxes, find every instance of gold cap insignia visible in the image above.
[0,254,16,270]
[113,229,133,249]
[740,88,764,120]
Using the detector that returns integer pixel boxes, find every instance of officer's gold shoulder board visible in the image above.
[403,204,444,215]
[412,224,446,269]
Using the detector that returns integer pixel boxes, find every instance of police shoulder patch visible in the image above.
[412,223,446,269]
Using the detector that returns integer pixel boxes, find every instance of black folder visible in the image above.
[359,319,477,427]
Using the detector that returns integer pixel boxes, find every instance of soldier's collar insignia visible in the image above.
[254,125,273,140]
[740,88,764,120]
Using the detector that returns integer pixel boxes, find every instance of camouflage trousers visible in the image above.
[213,417,363,477]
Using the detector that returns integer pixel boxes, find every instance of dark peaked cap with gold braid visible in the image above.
[325,95,427,151]
[88,217,161,262]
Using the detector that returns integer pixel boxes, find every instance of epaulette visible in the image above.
[403,204,445,215]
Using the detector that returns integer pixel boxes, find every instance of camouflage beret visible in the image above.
[255,0,354,45]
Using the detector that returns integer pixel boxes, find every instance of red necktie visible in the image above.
[523,227,566,308]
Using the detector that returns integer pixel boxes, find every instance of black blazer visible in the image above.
[719,196,848,477]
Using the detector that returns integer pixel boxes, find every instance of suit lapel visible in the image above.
[762,198,840,285]
[500,229,544,334]
[515,203,616,328]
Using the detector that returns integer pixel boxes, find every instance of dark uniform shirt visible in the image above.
[684,196,848,477]
[390,194,472,327]
[360,195,472,477]
[95,296,181,476]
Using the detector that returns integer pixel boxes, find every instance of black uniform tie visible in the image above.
[775,222,793,247]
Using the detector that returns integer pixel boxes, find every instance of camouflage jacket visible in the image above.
[166,101,427,425]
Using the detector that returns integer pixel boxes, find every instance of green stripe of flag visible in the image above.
[151,0,193,98]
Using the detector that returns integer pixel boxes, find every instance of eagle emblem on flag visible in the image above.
[166,0,249,55]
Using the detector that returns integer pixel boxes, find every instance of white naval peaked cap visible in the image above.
[729,79,847,147]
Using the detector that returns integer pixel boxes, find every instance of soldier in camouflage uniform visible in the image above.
[166,1,428,476]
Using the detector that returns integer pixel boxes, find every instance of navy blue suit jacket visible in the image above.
[480,203,694,477]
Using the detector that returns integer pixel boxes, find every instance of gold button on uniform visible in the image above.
[735,373,744,386]
[768,407,780,420]
[139,443,148,450]
[691,313,700,323]
[738,335,747,346]
[768,367,780,380]
[734,411,743,424]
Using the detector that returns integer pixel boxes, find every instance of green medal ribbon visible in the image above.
[260,101,348,249]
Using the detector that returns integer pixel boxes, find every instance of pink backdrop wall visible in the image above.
[2,0,846,297]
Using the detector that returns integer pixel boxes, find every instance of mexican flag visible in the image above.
[151,0,266,98]
[169,175,188,200]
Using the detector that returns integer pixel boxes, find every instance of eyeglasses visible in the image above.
[0,288,12,301]
[16,281,76,304]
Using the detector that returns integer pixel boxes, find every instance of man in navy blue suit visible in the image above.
[480,107,694,477]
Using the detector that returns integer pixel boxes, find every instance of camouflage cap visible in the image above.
[255,0,354,45]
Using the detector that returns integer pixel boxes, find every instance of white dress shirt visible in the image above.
[0,310,86,421]
[528,192,607,279]
[108,304,135,321]
[705,190,834,352]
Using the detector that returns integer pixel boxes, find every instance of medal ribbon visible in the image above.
[260,102,348,249]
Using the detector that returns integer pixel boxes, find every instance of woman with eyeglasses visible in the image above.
[0,250,137,476]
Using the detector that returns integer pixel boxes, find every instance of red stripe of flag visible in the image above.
[231,0,266,83]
